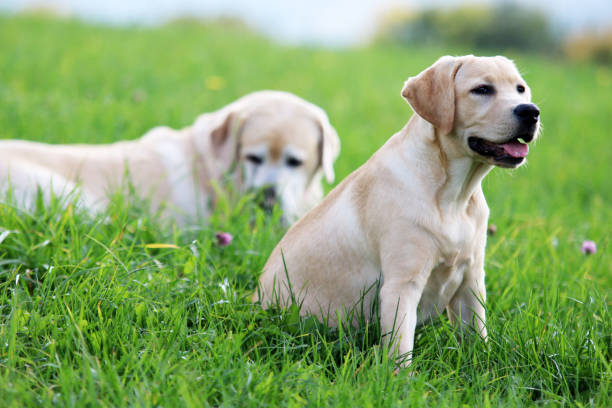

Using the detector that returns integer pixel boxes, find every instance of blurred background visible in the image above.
[1,0,612,60]
[0,0,610,218]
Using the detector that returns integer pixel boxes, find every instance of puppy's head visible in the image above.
[402,55,540,168]
[197,91,340,224]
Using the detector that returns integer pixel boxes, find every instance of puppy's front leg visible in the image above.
[378,237,434,366]
[379,279,425,366]
[446,271,487,340]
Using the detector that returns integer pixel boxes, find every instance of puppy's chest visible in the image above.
[436,214,477,259]
[418,217,478,320]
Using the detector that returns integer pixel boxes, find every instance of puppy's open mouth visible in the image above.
[468,136,530,166]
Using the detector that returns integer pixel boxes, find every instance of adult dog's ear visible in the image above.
[192,108,244,173]
[315,113,341,184]
[401,55,467,135]
[210,112,239,167]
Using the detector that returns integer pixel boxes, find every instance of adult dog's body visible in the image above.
[256,56,540,364]
[0,91,340,224]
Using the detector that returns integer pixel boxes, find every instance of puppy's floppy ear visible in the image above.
[401,55,466,135]
[315,113,340,184]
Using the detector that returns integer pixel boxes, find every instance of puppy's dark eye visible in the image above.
[517,85,526,93]
[470,85,495,95]
[286,157,303,168]
[246,154,263,165]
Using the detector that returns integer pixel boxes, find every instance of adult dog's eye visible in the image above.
[246,154,263,165]
[286,157,303,168]
[517,85,526,93]
[470,85,495,95]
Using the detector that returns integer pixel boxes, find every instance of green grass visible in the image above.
[0,14,610,407]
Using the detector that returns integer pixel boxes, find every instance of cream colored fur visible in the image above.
[256,56,540,365]
[0,91,340,224]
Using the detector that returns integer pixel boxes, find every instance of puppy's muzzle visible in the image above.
[468,103,540,168]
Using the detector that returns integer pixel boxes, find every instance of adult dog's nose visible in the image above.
[513,104,540,125]
[259,186,277,212]
[263,186,276,201]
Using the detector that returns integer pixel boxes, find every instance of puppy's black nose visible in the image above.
[513,104,540,125]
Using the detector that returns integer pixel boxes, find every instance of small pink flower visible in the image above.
[581,240,596,255]
[487,224,498,236]
[215,232,233,247]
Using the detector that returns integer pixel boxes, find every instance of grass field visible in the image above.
[0,15,610,407]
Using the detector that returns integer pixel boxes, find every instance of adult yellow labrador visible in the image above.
[0,91,340,224]
[256,56,540,365]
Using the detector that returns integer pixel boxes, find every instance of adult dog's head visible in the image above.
[402,55,540,168]
[193,91,340,224]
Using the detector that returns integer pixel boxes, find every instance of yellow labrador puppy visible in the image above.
[256,56,540,364]
[0,91,340,224]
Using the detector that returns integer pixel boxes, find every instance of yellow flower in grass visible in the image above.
[205,75,226,91]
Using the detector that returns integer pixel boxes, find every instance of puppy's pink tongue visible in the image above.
[501,140,529,158]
